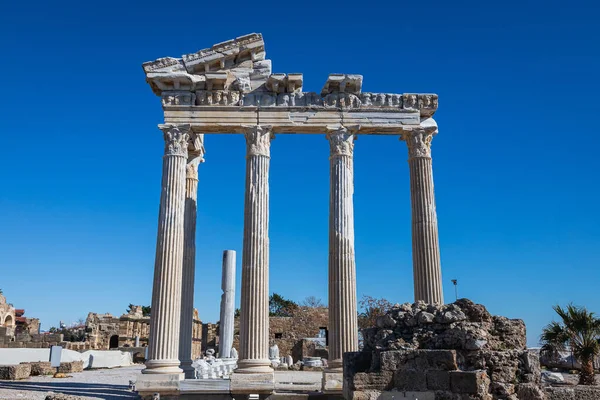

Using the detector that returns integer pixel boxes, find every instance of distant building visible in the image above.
[0,294,39,337]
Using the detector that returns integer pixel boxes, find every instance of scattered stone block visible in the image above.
[22,362,54,376]
[0,364,31,380]
[58,361,83,373]
[449,370,490,394]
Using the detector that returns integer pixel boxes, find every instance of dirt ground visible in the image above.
[0,365,143,400]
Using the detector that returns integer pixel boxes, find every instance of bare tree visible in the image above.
[357,295,394,330]
[301,296,325,308]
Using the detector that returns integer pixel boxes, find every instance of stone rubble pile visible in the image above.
[344,299,546,400]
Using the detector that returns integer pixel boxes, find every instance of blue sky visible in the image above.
[1,0,598,346]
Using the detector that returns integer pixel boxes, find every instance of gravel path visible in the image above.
[0,365,143,400]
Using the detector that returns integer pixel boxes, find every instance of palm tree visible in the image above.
[540,304,600,385]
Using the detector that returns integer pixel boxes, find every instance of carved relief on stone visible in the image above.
[186,133,205,180]
[326,126,359,157]
[418,94,439,117]
[186,151,204,180]
[323,93,362,109]
[243,125,273,157]
[404,129,434,159]
[403,94,418,111]
[358,93,403,108]
[196,90,241,106]
[162,91,196,106]
[159,124,191,157]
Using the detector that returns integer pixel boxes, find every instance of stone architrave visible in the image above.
[236,125,274,374]
[326,126,359,373]
[144,124,190,375]
[219,249,236,359]
[178,138,205,379]
[403,128,444,304]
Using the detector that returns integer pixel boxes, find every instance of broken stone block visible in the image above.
[426,370,450,390]
[393,369,427,391]
[22,362,54,376]
[0,364,31,380]
[410,350,458,371]
[449,370,490,394]
[58,361,83,373]
[516,383,546,400]
[380,350,409,371]
[350,371,393,391]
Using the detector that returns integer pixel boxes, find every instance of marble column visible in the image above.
[144,124,190,375]
[403,128,444,304]
[178,138,205,379]
[237,125,273,374]
[326,126,359,372]
[219,250,236,359]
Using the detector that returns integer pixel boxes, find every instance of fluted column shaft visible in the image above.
[144,124,190,375]
[219,250,236,359]
[404,129,444,304]
[326,127,359,372]
[178,141,205,379]
[237,125,273,374]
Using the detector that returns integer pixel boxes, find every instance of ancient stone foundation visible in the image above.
[344,299,545,400]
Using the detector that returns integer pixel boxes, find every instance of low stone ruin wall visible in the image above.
[0,361,84,380]
[344,299,545,400]
[545,386,600,400]
[22,361,55,376]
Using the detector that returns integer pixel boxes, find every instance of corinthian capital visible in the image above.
[243,125,273,157]
[326,125,359,157]
[159,124,191,157]
[186,152,203,180]
[404,129,435,159]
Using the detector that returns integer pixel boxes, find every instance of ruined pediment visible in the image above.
[142,33,438,118]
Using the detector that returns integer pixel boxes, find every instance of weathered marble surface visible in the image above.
[142,33,439,137]
[404,129,443,304]
[237,125,273,374]
[144,125,190,375]
[326,126,359,373]
[219,250,236,359]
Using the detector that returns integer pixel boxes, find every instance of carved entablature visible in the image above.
[265,73,303,93]
[240,92,323,107]
[162,91,196,107]
[321,74,363,97]
[182,33,265,74]
[323,93,361,109]
[143,34,439,120]
[196,90,241,106]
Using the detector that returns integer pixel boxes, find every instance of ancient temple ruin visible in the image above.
[138,33,444,397]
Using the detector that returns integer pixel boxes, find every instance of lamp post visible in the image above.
[451,279,458,301]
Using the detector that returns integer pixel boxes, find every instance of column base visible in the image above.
[235,358,273,374]
[326,358,343,372]
[143,359,183,375]
[135,372,183,399]
[230,370,274,394]
[322,371,344,392]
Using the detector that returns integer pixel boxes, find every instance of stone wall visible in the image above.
[344,299,545,400]
[0,294,17,330]
[0,333,65,349]
[230,306,329,362]
[86,306,201,351]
